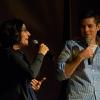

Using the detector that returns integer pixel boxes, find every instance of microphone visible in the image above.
[32,39,39,49]
[32,39,54,60]
[88,57,93,65]
[85,38,97,65]
[32,39,39,45]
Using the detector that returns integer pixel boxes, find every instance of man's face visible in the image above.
[80,17,99,43]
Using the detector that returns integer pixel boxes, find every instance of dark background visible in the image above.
[0,0,100,100]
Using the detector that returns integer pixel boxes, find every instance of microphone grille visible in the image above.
[86,38,91,45]
[32,39,38,44]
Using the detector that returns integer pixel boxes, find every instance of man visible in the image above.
[56,10,100,100]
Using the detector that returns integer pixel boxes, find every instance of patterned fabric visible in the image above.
[57,39,100,100]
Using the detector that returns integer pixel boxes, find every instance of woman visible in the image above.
[0,18,49,100]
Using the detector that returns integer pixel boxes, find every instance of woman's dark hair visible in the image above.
[0,18,24,48]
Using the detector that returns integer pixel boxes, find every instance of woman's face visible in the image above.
[20,24,31,46]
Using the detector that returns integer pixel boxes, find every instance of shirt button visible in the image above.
[92,69,94,72]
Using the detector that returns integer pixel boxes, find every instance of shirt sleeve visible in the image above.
[56,40,73,81]
[10,51,44,79]
[30,53,44,78]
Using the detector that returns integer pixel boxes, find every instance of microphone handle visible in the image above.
[88,57,92,65]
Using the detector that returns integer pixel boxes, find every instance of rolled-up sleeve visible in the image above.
[56,41,72,81]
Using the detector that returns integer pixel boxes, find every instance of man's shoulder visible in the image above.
[65,39,79,45]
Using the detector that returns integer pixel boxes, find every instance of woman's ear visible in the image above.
[97,23,100,31]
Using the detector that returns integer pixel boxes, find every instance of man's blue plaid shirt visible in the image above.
[57,39,100,100]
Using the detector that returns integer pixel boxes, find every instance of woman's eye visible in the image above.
[21,29,28,32]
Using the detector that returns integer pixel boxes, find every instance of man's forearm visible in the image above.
[64,54,83,78]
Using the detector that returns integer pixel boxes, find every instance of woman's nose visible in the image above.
[27,31,31,36]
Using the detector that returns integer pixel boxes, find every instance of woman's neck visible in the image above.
[12,44,21,51]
